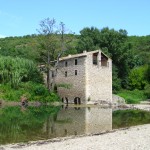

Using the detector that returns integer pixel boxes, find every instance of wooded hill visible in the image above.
[0,27,150,99]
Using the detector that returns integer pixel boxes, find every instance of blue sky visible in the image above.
[0,0,150,37]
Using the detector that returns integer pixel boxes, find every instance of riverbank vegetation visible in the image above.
[0,56,59,102]
[0,18,150,103]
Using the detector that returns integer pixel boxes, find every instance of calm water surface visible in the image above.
[0,105,150,145]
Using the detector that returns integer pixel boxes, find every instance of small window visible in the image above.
[75,70,77,75]
[93,53,98,65]
[75,59,78,65]
[65,71,67,77]
[65,61,67,67]
[101,53,108,67]
[52,71,54,77]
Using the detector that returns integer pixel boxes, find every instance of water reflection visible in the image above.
[43,106,112,138]
[0,105,112,145]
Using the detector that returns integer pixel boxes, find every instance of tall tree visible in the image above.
[76,27,136,88]
[76,27,100,52]
[37,18,71,91]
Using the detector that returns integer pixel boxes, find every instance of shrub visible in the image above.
[0,56,43,89]
[34,85,48,96]
[144,84,150,99]
[117,89,146,104]
[128,65,148,90]
[0,82,60,103]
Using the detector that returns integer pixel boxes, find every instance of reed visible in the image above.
[0,56,37,89]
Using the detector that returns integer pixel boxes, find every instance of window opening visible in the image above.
[52,71,54,77]
[75,59,78,65]
[101,53,108,66]
[93,53,98,65]
[65,71,67,77]
[65,61,67,67]
[75,70,77,75]
[74,97,81,105]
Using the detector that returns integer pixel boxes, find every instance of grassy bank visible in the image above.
[117,89,147,104]
[0,82,60,103]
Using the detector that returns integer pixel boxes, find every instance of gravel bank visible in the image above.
[2,124,150,150]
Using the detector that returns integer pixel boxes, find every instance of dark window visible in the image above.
[65,71,67,77]
[75,59,78,65]
[52,71,54,77]
[65,61,67,67]
[93,53,98,65]
[101,53,108,67]
[75,70,77,75]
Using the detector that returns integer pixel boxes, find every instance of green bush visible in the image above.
[117,89,146,104]
[0,56,43,89]
[0,82,60,103]
[144,84,150,99]
[128,65,148,90]
[34,85,48,96]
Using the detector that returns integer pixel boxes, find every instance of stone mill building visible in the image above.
[53,50,112,104]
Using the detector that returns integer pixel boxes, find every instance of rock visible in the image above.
[112,94,125,105]
[20,95,28,106]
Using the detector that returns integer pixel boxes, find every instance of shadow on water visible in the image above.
[1,105,150,145]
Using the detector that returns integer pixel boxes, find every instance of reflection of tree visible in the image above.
[45,109,58,138]
[113,109,150,129]
[0,106,60,144]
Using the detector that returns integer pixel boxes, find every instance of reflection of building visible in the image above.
[54,50,112,104]
[43,107,112,138]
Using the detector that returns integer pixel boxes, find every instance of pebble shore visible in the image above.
[2,124,150,150]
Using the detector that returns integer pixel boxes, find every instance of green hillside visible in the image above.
[0,27,150,103]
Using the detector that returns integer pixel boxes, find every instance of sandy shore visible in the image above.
[1,124,150,150]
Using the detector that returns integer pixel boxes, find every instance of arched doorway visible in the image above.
[74,97,81,104]
[62,97,69,104]
[65,97,68,104]
[62,98,64,103]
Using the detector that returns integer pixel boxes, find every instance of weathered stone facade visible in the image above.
[54,50,112,104]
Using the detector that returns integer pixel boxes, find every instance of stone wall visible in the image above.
[55,50,112,104]
[85,51,112,102]
[56,56,87,103]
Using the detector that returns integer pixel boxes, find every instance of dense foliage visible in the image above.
[0,82,60,102]
[0,56,43,88]
[0,56,59,102]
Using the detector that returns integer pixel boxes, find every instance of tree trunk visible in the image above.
[47,50,51,91]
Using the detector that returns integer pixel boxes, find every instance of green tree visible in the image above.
[112,65,121,93]
[76,27,100,52]
[77,27,135,88]
[147,64,150,83]
[128,65,148,90]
